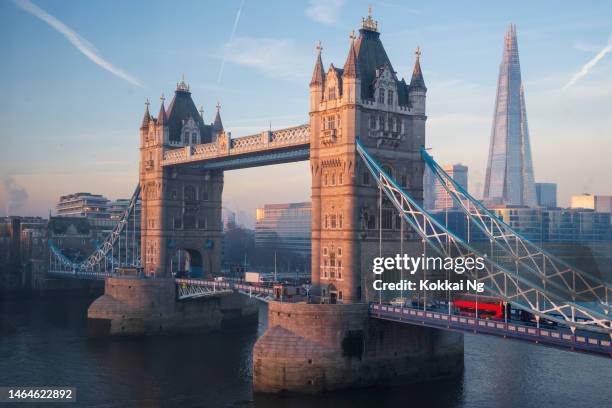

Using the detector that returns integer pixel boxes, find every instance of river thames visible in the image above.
[1,295,610,408]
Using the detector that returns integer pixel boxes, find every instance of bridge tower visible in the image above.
[254,10,463,394]
[139,78,223,277]
[309,15,426,303]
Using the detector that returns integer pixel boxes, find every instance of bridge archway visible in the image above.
[169,248,203,278]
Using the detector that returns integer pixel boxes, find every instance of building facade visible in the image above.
[571,194,612,213]
[433,164,468,211]
[56,192,110,218]
[255,202,311,253]
[535,182,557,208]
[483,24,537,207]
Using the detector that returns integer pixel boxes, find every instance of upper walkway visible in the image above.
[161,124,310,170]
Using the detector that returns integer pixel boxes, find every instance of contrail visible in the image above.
[563,38,612,90]
[13,0,144,88]
[217,0,245,84]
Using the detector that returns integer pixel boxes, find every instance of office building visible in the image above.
[535,183,557,208]
[483,25,537,207]
[56,192,110,219]
[571,194,612,213]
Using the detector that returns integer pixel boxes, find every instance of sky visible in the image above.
[1,0,611,227]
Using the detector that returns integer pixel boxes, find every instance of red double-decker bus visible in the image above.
[452,294,510,319]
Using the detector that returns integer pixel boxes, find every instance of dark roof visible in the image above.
[166,89,213,143]
[354,28,411,106]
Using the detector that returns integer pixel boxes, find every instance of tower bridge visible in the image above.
[47,9,610,394]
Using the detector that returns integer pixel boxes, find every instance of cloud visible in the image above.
[2,177,29,215]
[563,38,612,89]
[221,36,310,81]
[13,0,144,88]
[305,0,345,26]
[217,0,245,84]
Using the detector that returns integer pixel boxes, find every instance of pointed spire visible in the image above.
[177,74,190,92]
[141,99,151,129]
[213,101,223,132]
[199,105,204,120]
[157,94,166,126]
[310,41,325,87]
[409,46,426,90]
[343,30,360,78]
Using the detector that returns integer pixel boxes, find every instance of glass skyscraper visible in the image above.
[483,24,537,207]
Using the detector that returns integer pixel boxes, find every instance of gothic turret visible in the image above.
[409,46,426,90]
[409,47,426,114]
[309,42,325,110]
[310,41,325,86]
[140,99,151,130]
[342,32,359,78]
[157,95,167,127]
[342,31,361,103]
[212,102,223,140]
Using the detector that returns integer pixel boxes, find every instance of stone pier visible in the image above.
[87,277,258,336]
[253,301,464,393]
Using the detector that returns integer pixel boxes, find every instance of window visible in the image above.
[338,261,342,279]
[390,117,396,132]
[324,173,328,186]
[328,87,336,99]
[338,173,343,185]
[324,215,329,229]
[369,115,375,129]
[323,247,328,256]
[338,291,343,300]
[326,115,336,129]
[378,88,385,104]
[338,213,343,228]
[387,89,394,105]
[377,116,383,129]
[367,214,376,229]
[337,247,342,256]
[191,133,198,144]
[184,185,196,201]
[330,214,337,229]
[382,208,394,230]
[331,173,336,185]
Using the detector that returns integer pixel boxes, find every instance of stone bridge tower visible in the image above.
[139,79,224,277]
[309,13,427,303]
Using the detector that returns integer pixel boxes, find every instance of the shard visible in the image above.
[483,24,536,207]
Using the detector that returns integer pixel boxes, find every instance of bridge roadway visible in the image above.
[371,303,611,357]
[46,271,610,357]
